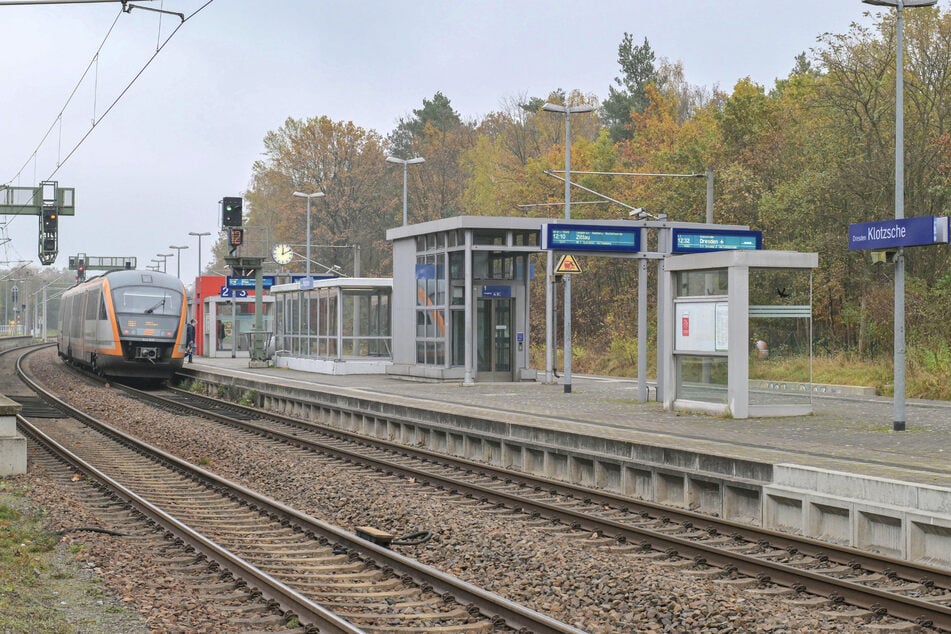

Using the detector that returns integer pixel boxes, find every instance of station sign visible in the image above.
[542,223,641,253]
[481,285,512,298]
[227,275,274,289]
[219,287,248,298]
[672,228,762,254]
[848,216,949,251]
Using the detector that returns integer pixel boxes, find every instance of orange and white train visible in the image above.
[57,269,189,381]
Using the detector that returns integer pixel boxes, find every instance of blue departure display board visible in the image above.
[227,275,275,289]
[672,228,762,254]
[542,223,641,253]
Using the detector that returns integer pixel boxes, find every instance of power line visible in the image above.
[4,0,214,187]
[45,0,214,182]
[548,170,707,178]
[4,8,123,187]
[1,0,214,267]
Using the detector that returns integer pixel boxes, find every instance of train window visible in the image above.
[112,287,183,315]
[85,290,100,320]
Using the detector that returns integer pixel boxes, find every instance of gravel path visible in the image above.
[20,348,928,633]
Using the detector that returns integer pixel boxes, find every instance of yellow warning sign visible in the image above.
[555,254,582,274]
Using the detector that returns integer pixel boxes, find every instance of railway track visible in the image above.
[108,370,951,632]
[16,348,581,634]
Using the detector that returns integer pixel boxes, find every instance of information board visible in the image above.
[542,223,641,253]
[672,228,762,254]
[675,301,728,353]
[227,276,274,290]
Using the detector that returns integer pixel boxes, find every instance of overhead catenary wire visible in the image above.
[43,0,213,183]
[548,170,707,178]
[1,3,124,266]
[4,0,212,188]
[3,8,124,188]
[1,0,213,266]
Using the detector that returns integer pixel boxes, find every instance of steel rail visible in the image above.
[139,381,951,631]
[163,382,951,584]
[15,373,364,633]
[20,349,583,634]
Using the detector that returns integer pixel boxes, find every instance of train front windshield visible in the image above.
[112,286,184,339]
[113,287,184,315]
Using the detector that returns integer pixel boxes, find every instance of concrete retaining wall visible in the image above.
[0,394,25,476]
[0,337,31,476]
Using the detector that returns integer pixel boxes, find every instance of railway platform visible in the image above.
[178,357,951,569]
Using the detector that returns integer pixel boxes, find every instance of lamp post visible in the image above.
[542,102,594,393]
[188,231,211,278]
[156,253,173,273]
[168,245,188,279]
[385,156,425,226]
[292,191,325,280]
[862,0,936,431]
[7,279,22,334]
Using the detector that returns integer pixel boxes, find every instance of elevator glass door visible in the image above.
[476,298,513,381]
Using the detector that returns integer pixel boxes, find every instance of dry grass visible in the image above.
[534,342,951,400]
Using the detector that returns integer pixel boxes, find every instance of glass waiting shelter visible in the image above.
[659,250,818,418]
[269,277,392,374]
[386,216,544,383]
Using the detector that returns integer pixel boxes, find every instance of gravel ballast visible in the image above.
[19,349,927,633]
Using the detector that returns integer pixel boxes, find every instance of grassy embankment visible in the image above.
[747,345,951,400]
[0,481,73,633]
[546,342,951,401]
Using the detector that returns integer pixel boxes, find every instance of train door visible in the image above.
[476,297,513,381]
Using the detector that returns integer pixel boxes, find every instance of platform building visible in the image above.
[217,215,818,419]
[192,275,274,358]
[269,277,392,374]
[386,216,545,383]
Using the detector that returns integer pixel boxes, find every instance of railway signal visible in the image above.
[39,206,58,265]
[0,180,75,265]
[228,227,244,255]
[42,207,58,231]
[222,197,243,226]
[68,254,136,277]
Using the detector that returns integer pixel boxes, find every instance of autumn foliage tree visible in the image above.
[240,116,392,276]
[211,7,951,377]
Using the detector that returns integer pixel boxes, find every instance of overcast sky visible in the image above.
[0,0,911,285]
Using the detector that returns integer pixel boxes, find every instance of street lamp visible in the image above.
[385,156,425,226]
[168,245,188,279]
[292,191,325,280]
[156,253,173,274]
[188,231,211,277]
[862,0,936,431]
[542,102,594,394]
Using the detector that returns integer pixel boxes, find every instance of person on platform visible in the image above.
[186,319,196,363]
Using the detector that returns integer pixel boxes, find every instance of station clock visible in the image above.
[272,244,293,265]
